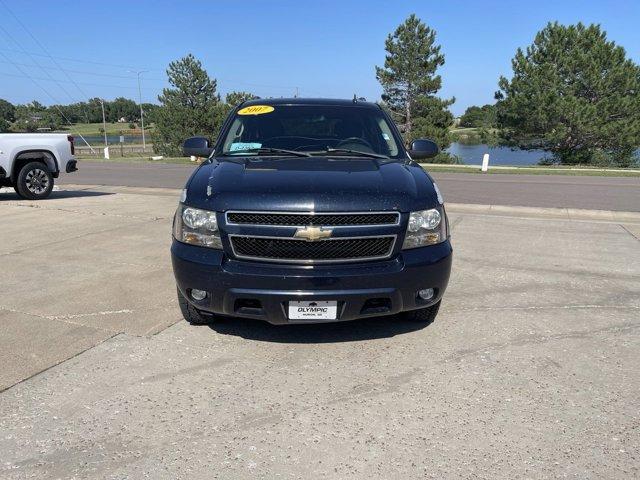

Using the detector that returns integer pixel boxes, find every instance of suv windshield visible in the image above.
[219,105,402,158]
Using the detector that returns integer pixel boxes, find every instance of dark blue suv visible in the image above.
[172,98,452,325]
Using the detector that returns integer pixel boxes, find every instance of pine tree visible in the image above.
[152,54,226,155]
[496,22,640,167]
[225,91,258,107]
[375,14,454,148]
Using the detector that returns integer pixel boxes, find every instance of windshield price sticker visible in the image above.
[237,105,275,115]
[230,142,262,151]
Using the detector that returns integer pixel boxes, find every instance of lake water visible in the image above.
[446,143,548,166]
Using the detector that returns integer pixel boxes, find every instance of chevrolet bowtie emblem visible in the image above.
[294,226,333,242]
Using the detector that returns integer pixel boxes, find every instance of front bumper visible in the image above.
[172,240,452,325]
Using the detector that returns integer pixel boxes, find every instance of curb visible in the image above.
[446,203,640,224]
[48,184,640,224]
[420,163,640,175]
[59,183,182,197]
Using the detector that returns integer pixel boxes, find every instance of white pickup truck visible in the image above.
[0,133,77,199]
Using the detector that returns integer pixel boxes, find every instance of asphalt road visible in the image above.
[60,161,640,212]
[1,186,639,478]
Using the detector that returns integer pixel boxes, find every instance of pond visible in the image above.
[446,143,548,166]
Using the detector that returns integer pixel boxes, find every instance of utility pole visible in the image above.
[129,70,148,151]
[100,99,108,146]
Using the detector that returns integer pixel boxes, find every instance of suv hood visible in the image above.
[185,157,438,212]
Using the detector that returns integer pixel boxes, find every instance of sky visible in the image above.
[0,0,638,116]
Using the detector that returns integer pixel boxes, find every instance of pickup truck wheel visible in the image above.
[403,301,441,324]
[15,162,54,200]
[177,287,214,325]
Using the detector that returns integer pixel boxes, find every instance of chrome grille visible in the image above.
[226,211,399,227]
[229,235,396,264]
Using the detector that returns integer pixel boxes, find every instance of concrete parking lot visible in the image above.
[1,185,639,479]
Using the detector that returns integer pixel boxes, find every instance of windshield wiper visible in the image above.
[314,148,389,159]
[223,147,311,158]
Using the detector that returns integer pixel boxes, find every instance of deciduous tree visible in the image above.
[13,101,59,132]
[108,97,139,122]
[459,104,496,128]
[0,98,15,123]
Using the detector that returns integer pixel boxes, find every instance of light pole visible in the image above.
[129,70,148,151]
[100,99,108,146]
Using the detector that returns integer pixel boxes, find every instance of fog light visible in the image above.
[417,288,434,301]
[190,289,207,301]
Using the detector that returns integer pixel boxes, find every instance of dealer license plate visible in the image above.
[288,300,338,321]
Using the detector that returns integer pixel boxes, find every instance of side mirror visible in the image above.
[183,136,214,157]
[408,139,439,160]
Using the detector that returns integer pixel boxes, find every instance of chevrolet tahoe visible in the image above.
[172,98,452,325]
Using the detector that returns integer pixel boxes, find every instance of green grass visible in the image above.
[449,126,500,145]
[421,164,640,177]
[57,122,153,136]
[75,155,640,176]
[450,126,478,133]
[76,155,192,165]
[449,126,498,135]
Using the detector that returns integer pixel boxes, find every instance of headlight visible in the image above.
[173,204,222,249]
[402,207,448,249]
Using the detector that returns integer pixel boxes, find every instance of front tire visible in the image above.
[177,287,214,325]
[15,162,54,200]
[403,300,441,325]
[13,185,25,198]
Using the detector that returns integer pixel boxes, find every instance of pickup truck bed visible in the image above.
[0,133,77,199]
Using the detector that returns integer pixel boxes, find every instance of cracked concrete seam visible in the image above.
[448,215,464,232]
[0,202,169,221]
[441,319,640,365]
[0,306,120,334]
[620,224,640,242]
[0,332,123,394]
[0,304,178,336]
